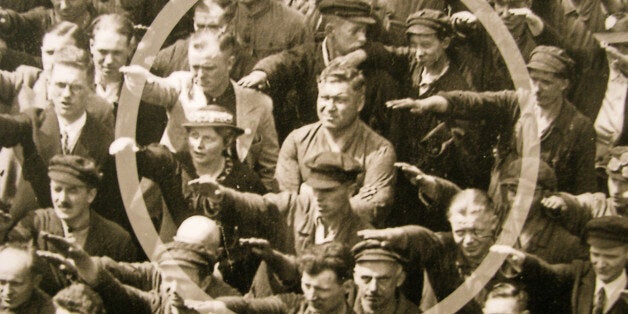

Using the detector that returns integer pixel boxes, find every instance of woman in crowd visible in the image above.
[110,105,267,294]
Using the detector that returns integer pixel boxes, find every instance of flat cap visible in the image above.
[304,152,362,189]
[605,146,628,181]
[182,105,245,136]
[405,9,451,36]
[48,155,102,187]
[156,241,217,268]
[527,45,575,76]
[351,239,408,264]
[318,0,376,25]
[499,158,557,191]
[53,283,104,314]
[594,13,628,44]
[585,216,628,248]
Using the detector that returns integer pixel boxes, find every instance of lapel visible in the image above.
[72,114,95,158]
[233,82,262,162]
[83,210,99,254]
[294,195,315,255]
[576,265,596,314]
[36,108,62,161]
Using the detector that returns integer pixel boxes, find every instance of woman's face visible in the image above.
[187,127,227,167]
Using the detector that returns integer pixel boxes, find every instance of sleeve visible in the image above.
[350,142,396,227]
[517,254,576,307]
[255,102,280,192]
[394,225,445,266]
[275,131,302,192]
[0,68,26,105]
[572,120,597,194]
[558,191,610,232]
[440,90,518,130]
[362,42,413,83]
[140,73,181,110]
[151,41,181,77]
[93,260,158,314]
[418,176,462,211]
[0,48,41,72]
[219,293,305,314]
[0,111,33,148]
[98,257,159,292]
[0,7,47,39]
[253,43,314,89]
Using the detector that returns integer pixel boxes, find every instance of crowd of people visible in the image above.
[0,0,626,313]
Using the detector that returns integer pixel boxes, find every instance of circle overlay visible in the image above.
[115,0,540,309]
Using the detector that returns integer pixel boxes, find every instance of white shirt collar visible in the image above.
[58,111,87,153]
[595,269,627,312]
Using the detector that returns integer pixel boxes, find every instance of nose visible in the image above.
[57,189,68,202]
[356,31,367,46]
[462,233,476,246]
[304,288,318,301]
[59,0,68,10]
[367,279,378,292]
[103,53,114,66]
[190,137,203,150]
[61,85,72,97]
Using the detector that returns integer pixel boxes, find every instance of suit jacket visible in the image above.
[7,207,137,295]
[521,255,628,314]
[0,107,113,215]
[142,74,279,190]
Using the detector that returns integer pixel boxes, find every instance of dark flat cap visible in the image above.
[499,158,557,191]
[48,155,102,187]
[527,45,575,76]
[405,9,451,36]
[182,105,245,136]
[156,241,217,268]
[585,216,628,248]
[304,152,362,189]
[594,13,628,44]
[318,0,376,25]
[605,146,628,181]
[351,239,408,264]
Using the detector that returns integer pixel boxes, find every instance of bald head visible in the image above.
[173,216,221,254]
[0,245,41,310]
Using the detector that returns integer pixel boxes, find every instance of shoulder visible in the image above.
[90,211,132,241]
[285,122,322,143]
[273,1,307,25]
[233,83,273,109]
[358,122,395,151]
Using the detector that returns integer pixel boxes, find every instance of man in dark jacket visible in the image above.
[494,216,628,314]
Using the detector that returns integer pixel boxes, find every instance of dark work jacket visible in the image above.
[520,255,628,314]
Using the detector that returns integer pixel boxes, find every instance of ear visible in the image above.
[324,22,335,37]
[87,187,97,204]
[441,36,451,50]
[395,270,406,288]
[488,214,499,233]
[342,279,354,295]
[356,93,365,112]
[32,273,42,287]
[227,55,236,71]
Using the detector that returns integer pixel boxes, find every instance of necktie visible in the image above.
[593,287,606,314]
[61,131,70,155]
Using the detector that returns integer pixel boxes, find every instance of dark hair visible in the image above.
[486,283,529,311]
[45,21,89,50]
[298,242,354,283]
[317,63,366,95]
[90,13,135,44]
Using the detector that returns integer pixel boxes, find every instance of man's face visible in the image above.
[194,4,226,31]
[483,297,526,314]
[187,127,227,167]
[41,35,76,73]
[301,270,347,313]
[450,212,496,262]
[503,183,545,214]
[49,63,89,122]
[494,0,530,26]
[589,244,628,283]
[159,263,205,296]
[0,249,38,310]
[91,30,132,81]
[50,180,95,222]
[52,0,89,22]
[317,81,364,131]
[353,261,405,313]
[529,69,568,109]
[329,19,369,56]
[188,45,234,94]
[608,177,628,209]
[311,184,352,220]
[409,33,450,68]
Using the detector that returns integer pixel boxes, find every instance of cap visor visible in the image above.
[347,16,376,25]
[526,61,560,74]
[587,237,626,249]
[594,31,628,44]
[305,178,342,189]
[183,123,245,135]
[406,24,438,35]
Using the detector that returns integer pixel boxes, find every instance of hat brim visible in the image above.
[183,123,245,136]
[406,24,438,35]
[346,16,376,25]
[526,61,561,74]
[305,177,343,189]
[587,236,626,249]
[593,31,628,44]
[48,171,91,187]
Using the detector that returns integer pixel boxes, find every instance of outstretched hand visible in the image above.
[39,232,99,285]
[109,137,139,155]
[188,175,223,202]
[386,96,449,114]
[239,238,273,260]
[236,70,268,89]
[120,65,152,95]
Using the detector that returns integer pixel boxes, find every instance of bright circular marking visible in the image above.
[114,0,540,309]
